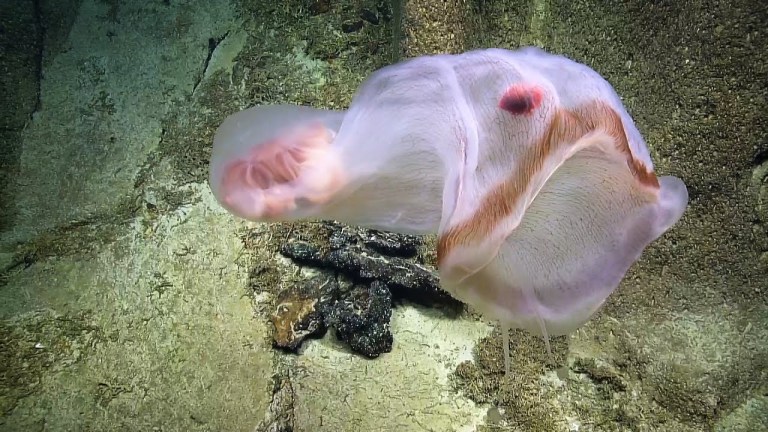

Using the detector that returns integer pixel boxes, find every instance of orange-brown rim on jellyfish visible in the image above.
[436,100,660,267]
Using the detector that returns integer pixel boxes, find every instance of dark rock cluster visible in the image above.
[269,222,458,358]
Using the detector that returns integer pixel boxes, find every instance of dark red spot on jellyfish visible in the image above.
[499,84,544,116]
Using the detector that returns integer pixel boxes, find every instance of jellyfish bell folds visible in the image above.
[209,47,688,370]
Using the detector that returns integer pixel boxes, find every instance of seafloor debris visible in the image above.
[282,224,453,305]
[270,276,330,351]
[269,222,458,357]
[270,273,393,357]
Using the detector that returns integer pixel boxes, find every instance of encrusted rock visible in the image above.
[270,275,335,350]
[270,222,458,357]
[282,224,453,305]
[324,280,392,358]
[269,274,394,358]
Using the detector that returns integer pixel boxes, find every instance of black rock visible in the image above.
[325,248,447,305]
[280,240,324,265]
[322,280,393,358]
[280,225,451,305]
[269,274,394,358]
[272,223,460,358]
[361,230,419,257]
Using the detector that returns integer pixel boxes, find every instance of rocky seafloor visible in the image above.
[0,0,766,431]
